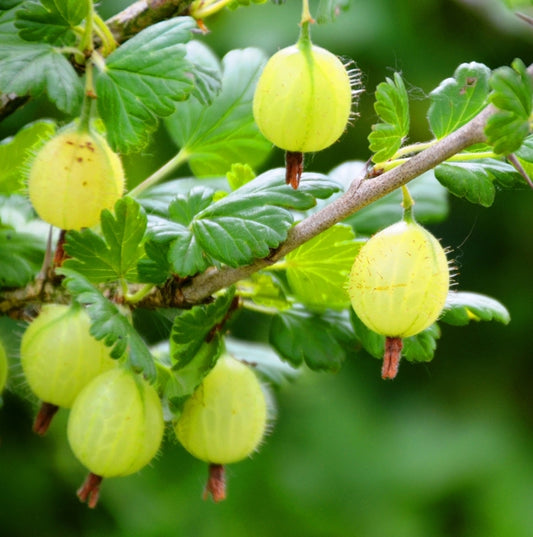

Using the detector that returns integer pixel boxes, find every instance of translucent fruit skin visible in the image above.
[67,368,164,478]
[0,340,7,393]
[253,44,352,153]
[348,220,449,338]
[28,128,124,230]
[175,355,268,465]
[20,304,117,408]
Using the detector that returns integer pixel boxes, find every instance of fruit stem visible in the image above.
[191,0,235,19]
[33,402,59,435]
[285,151,304,189]
[93,12,117,56]
[401,186,415,223]
[77,472,103,508]
[382,337,403,380]
[128,148,190,197]
[298,0,314,51]
[203,463,226,502]
[79,1,95,56]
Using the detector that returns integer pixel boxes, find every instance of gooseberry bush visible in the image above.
[0,0,530,508]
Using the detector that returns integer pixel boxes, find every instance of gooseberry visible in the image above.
[28,126,124,230]
[348,210,449,379]
[174,354,268,501]
[253,44,352,154]
[20,303,116,434]
[67,367,164,508]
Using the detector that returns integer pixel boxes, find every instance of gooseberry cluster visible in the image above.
[18,301,269,506]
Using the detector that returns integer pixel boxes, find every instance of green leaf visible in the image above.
[368,72,410,163]
[185,40,222,105]
[227,163,256,190]
[332,165,449,234]
[152,170,337,275]
[15,0,88,45]
[0,41,83,113]
[428,62,491,139]
[165,47,271,176]
[137,239,172,284]
[284,224,359,311]
[403,324,440,363]
[59,268,156,381]
[435,159,524,207]
[486,58,533,154]
[316,0,350,23]
[269,309,351,371]
[95,18,197,153]
[0,119,55,194]
[351,311,440,364]
[0,228,43,287]
[238,272,291,311]
[170,290,236,367]
[441,291,511,326]
[63,197,147,283]
[226,336,299,386]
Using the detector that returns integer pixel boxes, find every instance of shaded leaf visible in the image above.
[441,291,510,326]
[435,159,524,207]
[59,268,156,381]
[0,41,83,113]
[486,58,533,154]
[269,309,351,371]
[165,47,271,176]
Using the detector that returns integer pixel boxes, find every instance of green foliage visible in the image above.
[368,72,410,163]
[441,291,511,326]
[165,47,271,176]
[95,18,199,153]
[15,0,88,45]
[0,119,55,194]
[284,224,360,311]
[486,58,533,154]
[63,197,147,283]
[269,309,352,371]
[59,268,156,381]
[428,62,491,139]
[435,158,524,207]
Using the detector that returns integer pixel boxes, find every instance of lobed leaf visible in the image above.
[441,291,510,326]
[95,18,197,153]
[269,309,352,372]
[435,159,524,207]
[59,268,156,381]
[0,228,43,287]
[63,197,147,283]
[0,41,83,113]
[170,290,236,367]
[165,47,271,176]
[368,72,410,163]
[284,224,360,311]
[428,62,491,139]
[15,0,88,45]
[486,58,533,155]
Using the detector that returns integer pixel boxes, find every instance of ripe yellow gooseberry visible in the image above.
[174,354,268,501]
[28,127,124,230]
[253,44,352,154]
[67,367,164,507]
[20,303,117,434]
[348,204,450,379]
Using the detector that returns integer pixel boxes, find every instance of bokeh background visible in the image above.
[1,0,533,536]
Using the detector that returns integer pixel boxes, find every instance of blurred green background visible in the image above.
[2,0,533,536]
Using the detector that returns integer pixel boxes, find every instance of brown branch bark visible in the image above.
[178,105,493,304]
